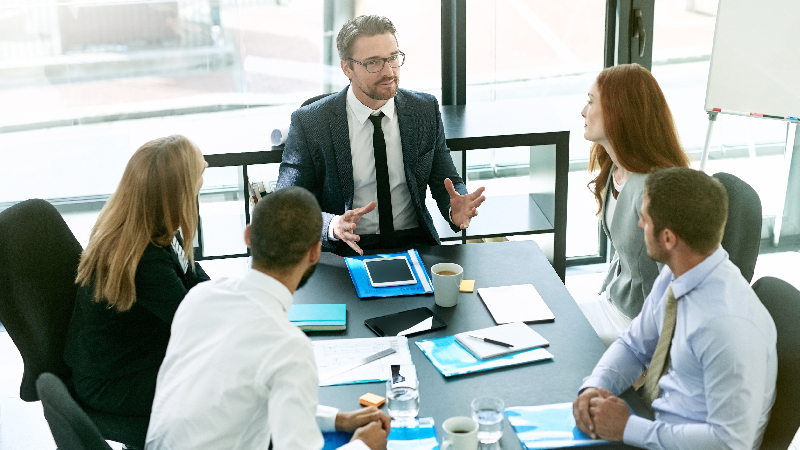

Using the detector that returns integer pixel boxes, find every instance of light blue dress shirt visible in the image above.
[581,246,777,450]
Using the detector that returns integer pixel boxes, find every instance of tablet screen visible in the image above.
[363,257,417,287]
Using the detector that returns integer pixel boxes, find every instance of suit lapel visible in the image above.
[330,87,355,209]
[395,90,421,199]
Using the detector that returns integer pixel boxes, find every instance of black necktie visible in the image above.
[369,112,394,246]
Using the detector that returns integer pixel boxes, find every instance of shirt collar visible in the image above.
[346,85,396,124]
[671,245,728,299]
[242,268,294,313]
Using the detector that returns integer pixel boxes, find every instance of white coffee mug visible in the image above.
[441,416,479,450]
[431,263,464,307]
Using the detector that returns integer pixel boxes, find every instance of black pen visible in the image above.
[468,334,513,348]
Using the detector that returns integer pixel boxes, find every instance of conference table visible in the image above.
[293,240,650,449]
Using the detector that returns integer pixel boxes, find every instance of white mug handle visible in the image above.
[441,440,453,450]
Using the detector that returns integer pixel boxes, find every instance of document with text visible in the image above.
[313,336,414,387]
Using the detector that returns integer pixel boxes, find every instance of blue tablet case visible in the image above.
[344,249,434,299]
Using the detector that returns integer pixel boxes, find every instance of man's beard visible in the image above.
[645,238,668,264]
[297,263,318,290]
[363,76,399,101]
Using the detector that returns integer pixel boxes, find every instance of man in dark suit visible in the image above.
[277,15,485,256]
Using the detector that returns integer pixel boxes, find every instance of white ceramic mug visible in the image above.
[441,416,479,450]
[431,263,464,307]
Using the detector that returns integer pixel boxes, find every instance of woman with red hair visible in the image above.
[580,64,690,346]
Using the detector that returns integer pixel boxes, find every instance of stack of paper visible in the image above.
[288,304,346,331]
[454,322,549,360]
[313,336,415,386]
[477,284,555,324]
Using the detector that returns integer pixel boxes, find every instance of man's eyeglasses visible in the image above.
[349,51,405,74]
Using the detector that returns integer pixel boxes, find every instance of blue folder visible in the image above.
[506,402,631,449]
[415,336,553,377]
[323,417,440,450]
[344,249,434,299]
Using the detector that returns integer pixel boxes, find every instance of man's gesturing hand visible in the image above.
[573,387,601,439]
[446,178,486,230]
[332,201,376,255]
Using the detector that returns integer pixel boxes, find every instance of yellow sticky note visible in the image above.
[460,280,475,293]
[359,393,385,408]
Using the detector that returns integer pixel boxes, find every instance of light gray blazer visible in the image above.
[599,170,662,319]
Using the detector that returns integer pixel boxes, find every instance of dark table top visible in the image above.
[294,241,646,449]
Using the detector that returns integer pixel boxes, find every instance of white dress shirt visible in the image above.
[145,269,368,450]
[328,88,417,239]
[581,246,777,450]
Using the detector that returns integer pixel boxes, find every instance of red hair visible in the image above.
[587,64,690,214]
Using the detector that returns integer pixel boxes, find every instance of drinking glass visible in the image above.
[386,377,420,426]
[471,397,505,444]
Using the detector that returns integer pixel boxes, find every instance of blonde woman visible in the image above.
[64,135,209,417]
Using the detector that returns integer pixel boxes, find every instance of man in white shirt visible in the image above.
[573,167,777,450]
[145,187,390,450]
[277,15,486,256]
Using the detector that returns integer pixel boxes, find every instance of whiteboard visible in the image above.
[704,0,800,120]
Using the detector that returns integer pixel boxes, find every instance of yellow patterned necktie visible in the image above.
[642,284,678,407]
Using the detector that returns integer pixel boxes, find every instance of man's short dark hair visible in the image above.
[336,15,397,62]
[249,187,322,271]
[645,167,728,254]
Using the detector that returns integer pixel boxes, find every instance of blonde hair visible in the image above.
[76,135,201,312]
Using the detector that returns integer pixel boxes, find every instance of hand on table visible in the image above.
[573,387,601,439]
[351,420,389,450]
[332,201,376,255]
[335,406,391,433]
[445,178,486,230]
[588,388,630,442]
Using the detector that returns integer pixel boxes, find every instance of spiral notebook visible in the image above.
[454,322,549,360]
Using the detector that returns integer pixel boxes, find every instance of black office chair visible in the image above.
[301,92,334,107]
[0,199,148,448]
[37,372,113,450]
[713,172,761,282]
[751,276,800,450]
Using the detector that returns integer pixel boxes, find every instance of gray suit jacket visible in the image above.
[276,86,467,252]
[600,170,662,319]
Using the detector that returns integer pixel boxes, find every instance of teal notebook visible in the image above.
[288,304,346,331]
[322,417,439,450]
[415,335,553,377]
[344,249,433,299]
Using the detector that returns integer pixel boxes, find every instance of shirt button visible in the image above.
[665,392,670,399]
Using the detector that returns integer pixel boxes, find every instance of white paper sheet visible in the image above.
[477,284,555,324]
[313,336,414,387]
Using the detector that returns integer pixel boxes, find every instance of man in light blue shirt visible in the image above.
[573,167,777,450]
